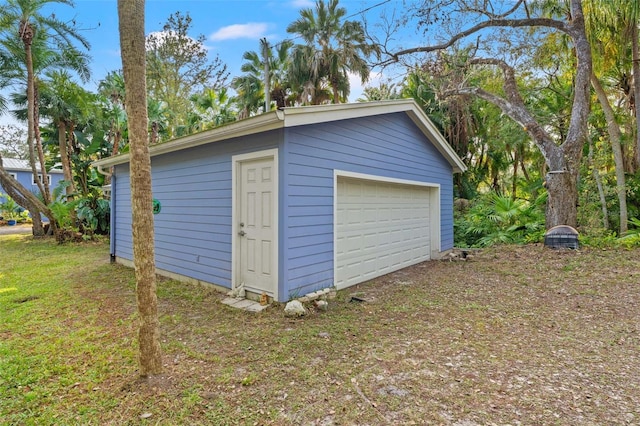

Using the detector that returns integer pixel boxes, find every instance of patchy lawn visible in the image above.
[1,235,639,425]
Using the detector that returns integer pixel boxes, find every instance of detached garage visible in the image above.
[93,99,466,302]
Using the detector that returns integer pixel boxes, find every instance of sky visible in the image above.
[1,0,418,127]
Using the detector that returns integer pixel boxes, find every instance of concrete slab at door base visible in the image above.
[221,297,270,312]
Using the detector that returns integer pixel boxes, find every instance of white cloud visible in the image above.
[209,23,270,41]
[288,0,314,8]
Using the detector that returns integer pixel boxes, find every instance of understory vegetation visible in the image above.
[454,191,640,248]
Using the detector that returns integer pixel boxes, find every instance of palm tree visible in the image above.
[286,0,379,104]
[189,87,235,130]
[117,0,162,377]
[0,0,90,235]
[98,71,127,157]
[586,0,640,170]
[287,45,333,105]
[0,47,19,113]
[97,71,128,186]
[232,40,295,116]
[357,81,402,102]
[266,39,294,109]
[231,73,264,119]
[147,98,171,144]
[231,48,264,118]
[38,70,94,198]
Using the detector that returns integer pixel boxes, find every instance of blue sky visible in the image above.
[1,0,416,126]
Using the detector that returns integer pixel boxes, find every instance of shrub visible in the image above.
[455,192,545,247]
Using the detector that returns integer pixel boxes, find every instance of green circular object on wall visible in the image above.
[152,199,161,214]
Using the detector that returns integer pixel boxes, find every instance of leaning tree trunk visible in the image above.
[0,155,55,236]
[386,0,593,229]
[591,74,628,234]
[118,0,163,377]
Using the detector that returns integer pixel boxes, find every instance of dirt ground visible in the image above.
[4,239,638,425]
[79,244,640,425]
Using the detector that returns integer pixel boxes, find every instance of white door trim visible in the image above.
[333,170,441,290]
[232,148,279,300]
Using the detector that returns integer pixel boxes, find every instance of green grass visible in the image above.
[0,236,136,425]
[1,236,639,425]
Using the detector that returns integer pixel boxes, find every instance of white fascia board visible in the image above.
[279,99,415,127]
[92,111,284,171]
[92,99,467,175]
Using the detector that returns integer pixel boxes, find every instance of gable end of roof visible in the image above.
[92,100,467,174]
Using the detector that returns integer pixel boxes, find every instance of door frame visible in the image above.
[333,170,441,290]
[231,148,279,301]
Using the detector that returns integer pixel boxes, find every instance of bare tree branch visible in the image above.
[379,16,566,67]
[442,84,557,167]
[467,0,526,20]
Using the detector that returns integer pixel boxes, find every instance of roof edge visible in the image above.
[403,102,468,173]
[93,110,284,171]
[92,99,467,174]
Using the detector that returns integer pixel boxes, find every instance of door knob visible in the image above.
[238,230,246,236]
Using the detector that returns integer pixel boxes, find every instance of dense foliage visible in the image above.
[0,0,639,246]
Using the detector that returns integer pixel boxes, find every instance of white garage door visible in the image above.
[335,176,432,289]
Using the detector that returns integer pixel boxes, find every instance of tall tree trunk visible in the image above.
[588,138,609,229]
[118,0,162,377]
[20,21,46,236]
[511,148,519,200]
[539,0,592,228]
[545,169,578,228]
[623,119,635,172]
[632,22,640,171]
[591,74,628,233]
[261,38,270,112]
[33,85,51,204]
[389,0,592,229]
[57,121,76,199]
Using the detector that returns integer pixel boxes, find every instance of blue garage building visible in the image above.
[93,100,466,302]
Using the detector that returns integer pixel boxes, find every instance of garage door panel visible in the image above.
[336,177,432,289]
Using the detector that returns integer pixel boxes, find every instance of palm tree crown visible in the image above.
[286,0,379,104]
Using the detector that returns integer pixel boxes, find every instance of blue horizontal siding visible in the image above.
[289,234,333,250]
[112,132,279,289]
[281,112,455,297]
[111,112,455,301]
[287,195,333,207]
[287,205,333,216]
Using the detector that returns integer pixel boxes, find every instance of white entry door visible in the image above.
[236,155,277,298]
